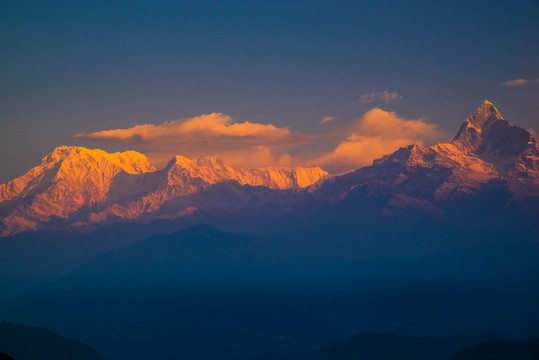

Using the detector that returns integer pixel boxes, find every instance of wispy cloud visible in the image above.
[75,113,312,168]
[500,79,530,87]
[358,90,402,104]
[320,116,335,124]
[75,109,441,174]
[75,113,292,143]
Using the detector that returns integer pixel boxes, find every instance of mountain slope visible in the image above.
[238,333,506,360]
[86,155,327,224]
[0,321,101,360]
[0,147,156,236]
[452,337,539,360]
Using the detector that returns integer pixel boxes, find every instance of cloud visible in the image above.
[358,90,402,104]
[320,116,335,124]
[309,108,441,173]
[76,113,292,144]
[75,109,441,174]
[500,79,530,87]
[75,113,310,168]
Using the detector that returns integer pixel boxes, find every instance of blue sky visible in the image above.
[1,0,538,181]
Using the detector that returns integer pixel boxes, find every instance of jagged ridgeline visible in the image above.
[0,148,326,236]
[0,101,537,237]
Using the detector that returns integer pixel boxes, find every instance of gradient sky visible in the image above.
[1,0,539,182]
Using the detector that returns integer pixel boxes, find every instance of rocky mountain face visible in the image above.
[0,147,327,236]
[0,147,157,236]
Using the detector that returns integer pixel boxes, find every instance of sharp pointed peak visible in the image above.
[481,99,493,106]
[452,101,506,144]
[477,100,502,118]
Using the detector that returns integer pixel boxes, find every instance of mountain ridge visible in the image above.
[0,101,537,237]
[0,148,327,236]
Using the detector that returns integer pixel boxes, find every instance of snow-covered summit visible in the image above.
[0,147,327,236]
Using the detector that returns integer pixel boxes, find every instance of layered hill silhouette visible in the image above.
[452,337,539,360]
[0,352,14,360]
[4,223,539,360]
[0,321,101,360]
[237,333,521,360]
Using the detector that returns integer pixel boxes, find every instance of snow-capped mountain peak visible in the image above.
[452,101,535,172]
[318,101,539,204]
[0,148,327,236]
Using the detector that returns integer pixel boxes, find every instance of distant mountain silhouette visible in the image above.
[0,322,101,360]
[452,337,539,360]
[3,222,539,360]
[2,226,334,360]
[0,352,14,360]
[237,333,506,360]
[65,224,275,288]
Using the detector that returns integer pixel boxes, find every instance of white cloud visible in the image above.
[358,90,402,104]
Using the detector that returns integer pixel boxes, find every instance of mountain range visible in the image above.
[0,147,326,236]
[1,101,537,238]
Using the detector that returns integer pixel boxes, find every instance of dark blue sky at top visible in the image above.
[1,0,538,182]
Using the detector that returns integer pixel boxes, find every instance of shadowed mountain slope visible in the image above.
[452,337,539,360]
[0,321,101,360]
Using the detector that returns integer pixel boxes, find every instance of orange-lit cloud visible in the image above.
[320,116,335,124]
[500,79,529,87]
[76,113,293,144]
[358,90,402,104]
[308,108,441,173]
[75,109,442,174]
[75,113,310,168]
